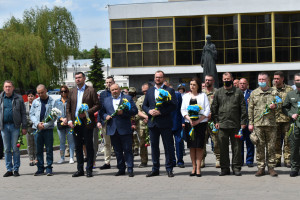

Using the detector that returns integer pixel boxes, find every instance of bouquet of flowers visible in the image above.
[16,134,24,148]
[208,121,219,134]
[69,103,92,135]
[255,96,282,123]
[104,98,131,124]
[187,104,203,140]
[234,128,243,140]
[33,107,62,135]
[145,128,150,147]
[151,89,172,122]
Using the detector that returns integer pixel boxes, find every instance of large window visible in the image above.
[275,13,300,62]
[241,14,272,63]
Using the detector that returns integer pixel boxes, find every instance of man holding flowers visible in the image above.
[142,70,177,177]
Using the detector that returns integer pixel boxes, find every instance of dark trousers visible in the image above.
[110,131,133,173]
[241,127,255,164]
[0,134,3,158]
[73,125,94,172]
[149,126,174,172]
[34,129,53,172]
[172,128,184,166]
[289,128,300,172]
[218,128,242,171]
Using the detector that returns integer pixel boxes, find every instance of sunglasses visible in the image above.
[60,91,68,93]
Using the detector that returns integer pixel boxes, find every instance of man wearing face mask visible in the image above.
[211,72,247,176]
[248,72,279,177]
[282,73,300,177]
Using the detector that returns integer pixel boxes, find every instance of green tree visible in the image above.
[74,48,110,59]
[87,45,105,91]
[3,6,80,88]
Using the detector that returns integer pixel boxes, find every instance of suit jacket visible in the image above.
[171,91,184,131]
[142,85,177,129]
[101,94,138,136]
[66,85,100,129]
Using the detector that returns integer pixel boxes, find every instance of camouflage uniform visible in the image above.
[273,84,293,166]
[131,96,139,155]
[248,87,278,169]
[135,95,148,164]
[202,88,220,166]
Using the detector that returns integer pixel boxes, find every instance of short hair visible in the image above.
[274,71,284,78]
[178,86,186,92]
[205,75,214,80]
[106,76,114,82]
[258,72,269,79]
[26,89,36,96]
[239,78,248,84]
[3,80,14,87]
[222,72,233,79]
[191,77,202,93]
[36,84,46,90]
[155,70,165,77]
[294,73,300,79]
[60,85,69,93]
[75,72,85,77]
[142,83,149,88]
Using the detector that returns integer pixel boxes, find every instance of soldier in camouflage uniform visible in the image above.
[248,72,279,177]
[273,71,293,168]
[282,73,300,177]
[128,87,139,156]
[202,75,220,168]
[135,83,149,167]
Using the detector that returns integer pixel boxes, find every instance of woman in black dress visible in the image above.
[181,78,210,177]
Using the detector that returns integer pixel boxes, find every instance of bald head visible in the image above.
[36,84,48,100]
[239,78,248,91]
[110,84,121,99]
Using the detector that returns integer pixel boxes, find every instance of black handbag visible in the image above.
[57,118,68,130]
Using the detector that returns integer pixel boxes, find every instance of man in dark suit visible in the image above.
[239,78,254,167]
[66,72,100,177]
[101,84,138,177]
[142,70,177,177]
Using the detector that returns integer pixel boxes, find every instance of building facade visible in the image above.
[108,0,300,90]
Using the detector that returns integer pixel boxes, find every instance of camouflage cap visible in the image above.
[128,87,136,93]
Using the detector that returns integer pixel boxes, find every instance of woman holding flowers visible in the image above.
[181,77,210,177]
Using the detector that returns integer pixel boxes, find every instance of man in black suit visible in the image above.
[142,70,177,177]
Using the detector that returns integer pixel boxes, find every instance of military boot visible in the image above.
[255,168,265,177]
[268,168,278,177]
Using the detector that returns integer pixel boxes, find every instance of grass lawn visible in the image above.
[20,127,61,150]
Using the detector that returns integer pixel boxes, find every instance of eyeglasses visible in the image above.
[60,91,68,93]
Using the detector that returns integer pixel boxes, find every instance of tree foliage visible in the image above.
[74,48,110,59]
[2,6,80,90]
[87,45,105,91]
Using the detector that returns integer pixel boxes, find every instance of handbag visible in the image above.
[57,118,68,130]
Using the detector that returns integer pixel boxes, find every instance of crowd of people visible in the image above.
[1,70,300,178]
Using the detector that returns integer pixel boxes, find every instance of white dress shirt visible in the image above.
[154,84,165,100]
[75,84,86,117]
[112,94,121,111]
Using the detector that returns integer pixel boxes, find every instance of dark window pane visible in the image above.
[160,43,173,50]
[275,14,290,22]
[112,29,126,43]
[275,39,290,47]
[258,48,272,62]
[192,41,205,50]
[291,38,300,46]
[225,49,238,63]
[208,26,224,40]
[143,19,157,27]
[158,27,173,42]
[257,24,271,38]
[175,18,192,26]
[193,50,202,65]
[242,40,256,48]
[242,48,257,63]
[143,51,158,66]
[128,52,142,67]
[143,43,158,51]
[176,42,191,50]
[214,41,224,49]
[241,24,256,39]
[291,47,300,61]
[291,22,300,37]
[127,20,141,28]
[192,26,205,41]
[275,23,290,37]
[225,40,238,48]
[257,39,271,47]
[291,13,300,22]
[208,17,223,25]
[143,28,157,42]
[276,47,290,62]
[224,25,238,40]
[192,17,204,26]
[127,28,142,43]
[159,51,174,65]
[176,27,191,41]
[112,44,126,52]
[224,16,237,24]
[112,53,126,67]
[176,51,192,65]
[111,21,126,28]
[128,44,141,51]
[241,15,256,23]
[216,50,224,64]
[158,18,173,26]
[257,14,271,23]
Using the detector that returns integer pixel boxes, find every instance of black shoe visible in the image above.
[146,171,159,177]
[138,163,148,168]
[13,171,20,177]
[219,170,230,176]
[86,172,93,178]
[72,171,84,177]
[3,171,13,177]
[190,172,196,177]
[34,171,44,176]
[128,172,134,177]
[290,171,298,177]
[233,170,242,176]
[247,163,254,168]
[196,173,202,177]
[177,164,185,168]
[115,171,125,176]
[167,171,174,178]
[84,158,87,162]
[100,164,111,170]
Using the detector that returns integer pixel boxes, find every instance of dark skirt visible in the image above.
[185,122,207,149]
